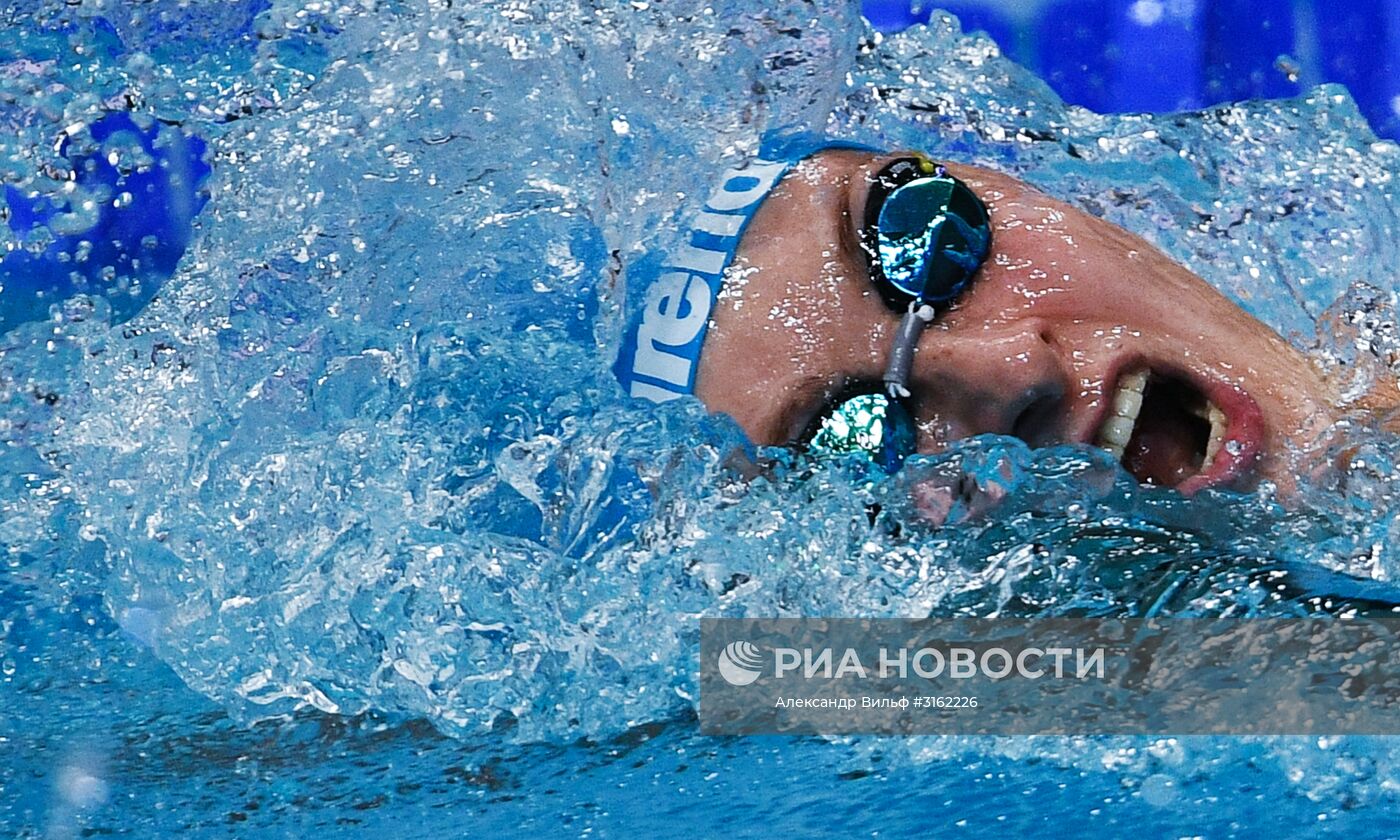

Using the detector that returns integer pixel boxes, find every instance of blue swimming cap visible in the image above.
[613,155,790,402]
[614,135,875,403]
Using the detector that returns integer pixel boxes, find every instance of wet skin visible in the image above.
[694,149,1344,494]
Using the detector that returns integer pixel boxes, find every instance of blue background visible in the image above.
[864,0,1400,140]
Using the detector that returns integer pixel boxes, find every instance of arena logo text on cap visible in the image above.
[619,157,790,403]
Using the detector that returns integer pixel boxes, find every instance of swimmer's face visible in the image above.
[694,149,1340,494]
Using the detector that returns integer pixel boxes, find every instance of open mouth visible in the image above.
[1092,367,1262,493]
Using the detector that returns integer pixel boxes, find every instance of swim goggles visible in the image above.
[810,155,992,473]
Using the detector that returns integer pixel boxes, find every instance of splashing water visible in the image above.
[5,0,1400,832]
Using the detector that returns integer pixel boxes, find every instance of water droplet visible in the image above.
[1139,773,1179,807]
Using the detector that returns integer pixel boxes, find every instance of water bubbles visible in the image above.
[99,129,156,176]
[1128,1,1166,27]
[1138,773,1180,806]
[56,760,109,810]
[46,194,103,236]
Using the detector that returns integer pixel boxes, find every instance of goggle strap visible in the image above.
[883,301,936,400]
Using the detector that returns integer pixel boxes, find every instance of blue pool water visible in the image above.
[4,0,1400,836]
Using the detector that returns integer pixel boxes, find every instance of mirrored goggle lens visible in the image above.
[875,171,991,305]
[807,391,917,474]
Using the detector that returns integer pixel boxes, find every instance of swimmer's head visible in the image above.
[620,144,1346,495]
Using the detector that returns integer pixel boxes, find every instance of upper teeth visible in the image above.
[1096,369,1148,460]
[1093,369,1230,470]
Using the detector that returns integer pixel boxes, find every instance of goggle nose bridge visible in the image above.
[871,164,992,404]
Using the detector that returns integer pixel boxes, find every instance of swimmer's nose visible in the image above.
[907,320,1070,449]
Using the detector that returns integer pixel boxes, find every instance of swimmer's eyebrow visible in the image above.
[836,160,860,264]
[837,154,894,275]
[837,153,904,281]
